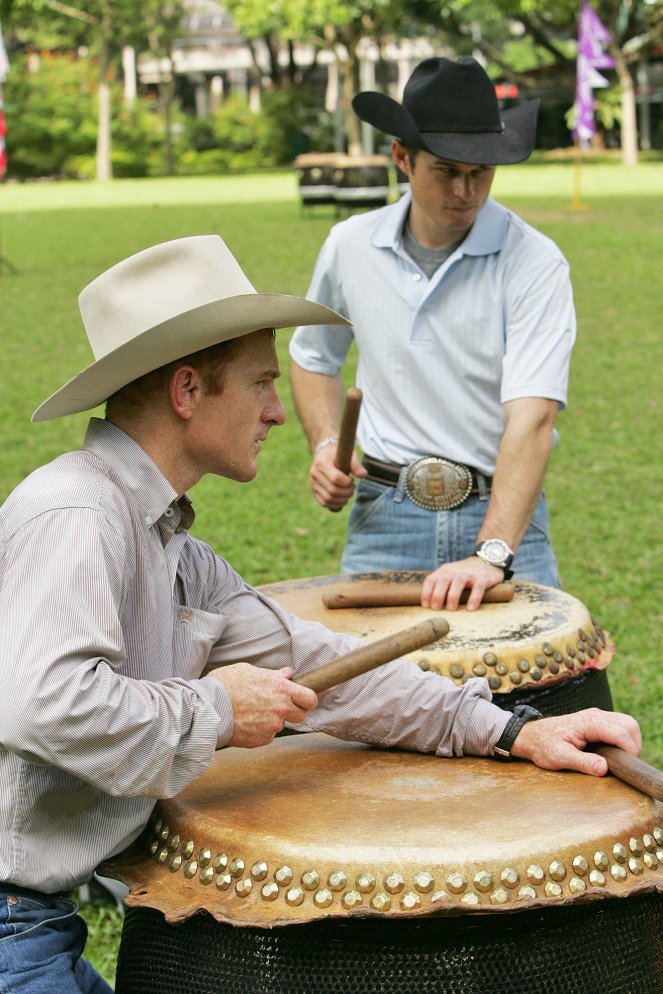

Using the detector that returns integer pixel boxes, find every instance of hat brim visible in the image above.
[32,294,349,423]
[353,92,539,165]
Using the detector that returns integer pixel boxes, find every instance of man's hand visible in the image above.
[208,663,318,748]
[309,443,367,511]
[421,556,505,611]
[511,708,642,775]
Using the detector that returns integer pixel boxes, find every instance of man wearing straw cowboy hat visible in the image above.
[290,58,579,614]
[0,235,640,991]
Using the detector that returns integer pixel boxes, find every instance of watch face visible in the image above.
[481,539,510,565]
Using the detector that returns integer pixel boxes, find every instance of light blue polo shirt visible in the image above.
[290,193,576,476]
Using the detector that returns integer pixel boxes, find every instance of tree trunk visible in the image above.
[614,50,638,166]
[95,1,113,181]
[160,71,175,176]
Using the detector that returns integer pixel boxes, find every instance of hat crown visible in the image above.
[402,57,502,136]
[79,236,257,361]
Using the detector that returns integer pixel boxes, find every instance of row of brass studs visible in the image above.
[418,623,608,688]
[146,818,662,912]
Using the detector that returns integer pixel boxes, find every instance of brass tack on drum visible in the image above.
[594,851,609,871]
[154,817,163,835]
[483,652,498,666]
[578,628,587,641]
[446,872,467,894]
[496,662,508,676]
[552,650,564,664]
[473,870,493,893]
[450,664,465,679]
[527,864,545,885]
[534,654,547,668]
[328,870,347,891]
[418,660,430,672]
[251,861,268,881]
[542,643,554,656]
[183,860,198,879]
[530,667,542,681]
[473,662,487,677]
[413,871,435,893]
[149,840,159,856]
[400,892,421,911]
[314,888,333,909]
[629,837,643,856]
[657,849,663,863]
[517,658,530,673]
[261,882,279,902]
[286,886,305,906]
[342,890,362,909]
[213,854,228,872]
[275,865,293,886]
[586,645,597,659]
[509,671,522,685]
[460,892,480,906]
[569,876,586,894]
[198,848,212,867]
[200,867,215,886]
[518,884,536,899]
[644,853,658,870]
[384,872,404,894]
[168,853,182,872]
[370,892,391,912]
[501,867,519,888]
[229,857,245,878]
[643,834,656,852]
[564,657,575,670]
[655,827,663,845]
[589,869,606,887]
[301,870,320,891]
[182,841,194,859]
[572,855,589,876]
[548,660,560,675]
[576,651,586,664]
[566,645,576,658]
[549,861,566,882]
[490,887,509,905]
[611,864,628,882]
[628,858,644,876]
[167,834,180,852]
[430,890,450,904]
[156,847,169,865]
[613,843,627,864]
[216,872,232,891]
[355,871,375,893]
[488,676,502,690]
[159,825,170,841]
[544,882,562,898]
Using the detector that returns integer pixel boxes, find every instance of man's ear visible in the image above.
[392,139,411,176]
[169,365,201,420]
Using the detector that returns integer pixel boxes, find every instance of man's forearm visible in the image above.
[290,361,346,451]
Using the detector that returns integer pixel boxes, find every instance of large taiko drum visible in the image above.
[258,574,614,715]
[107,734,663,994]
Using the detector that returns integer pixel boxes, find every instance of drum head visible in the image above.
[257,575,614,693]
[103,733,663,928]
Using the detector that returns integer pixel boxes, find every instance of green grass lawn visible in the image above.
[1,161,661,985]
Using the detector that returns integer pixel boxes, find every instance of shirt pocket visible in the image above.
[173,606,227,680]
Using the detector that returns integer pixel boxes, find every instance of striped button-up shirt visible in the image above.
[290,193,576,476]
[0,418,507,892]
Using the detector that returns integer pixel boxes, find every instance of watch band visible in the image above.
[492,704,543,761]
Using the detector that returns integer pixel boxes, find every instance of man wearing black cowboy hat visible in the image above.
[290,58,581,630]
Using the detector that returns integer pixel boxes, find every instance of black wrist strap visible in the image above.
[493,704,543,761]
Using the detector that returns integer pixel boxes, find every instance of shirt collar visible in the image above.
[371,192,508,258]
[83,418,194,534]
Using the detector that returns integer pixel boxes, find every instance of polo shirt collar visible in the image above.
[371,193,508,258]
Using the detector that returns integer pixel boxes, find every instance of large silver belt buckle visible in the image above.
[404,456,473,511]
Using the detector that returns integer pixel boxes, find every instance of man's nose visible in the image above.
[452,174,474,199]
[266,389,286,426]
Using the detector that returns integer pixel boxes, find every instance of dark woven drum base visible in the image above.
[115,891,663,994]
[492,666,613,716]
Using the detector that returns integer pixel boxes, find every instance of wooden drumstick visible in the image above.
[323,581,515,609]
[297,616,449,694]
[334,387,363,475]
[594,745,663,802]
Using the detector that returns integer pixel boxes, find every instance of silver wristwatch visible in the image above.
[475,539,514,580]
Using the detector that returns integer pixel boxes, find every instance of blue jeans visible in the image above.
[0,888,113,994]
[341,476,560,587]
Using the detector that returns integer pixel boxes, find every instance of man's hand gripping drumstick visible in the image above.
[304,384,367,512]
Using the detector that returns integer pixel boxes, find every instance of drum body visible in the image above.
[107,734,663,994]
[258,575,614,714]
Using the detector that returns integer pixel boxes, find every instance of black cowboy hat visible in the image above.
[352,56,539,166]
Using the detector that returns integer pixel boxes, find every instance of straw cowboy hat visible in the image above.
[32,235,350,422]
[352,56,539,166]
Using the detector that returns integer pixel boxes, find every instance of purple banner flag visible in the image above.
[573,1,616,143]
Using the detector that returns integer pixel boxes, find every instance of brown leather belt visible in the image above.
[362,455,492,511]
